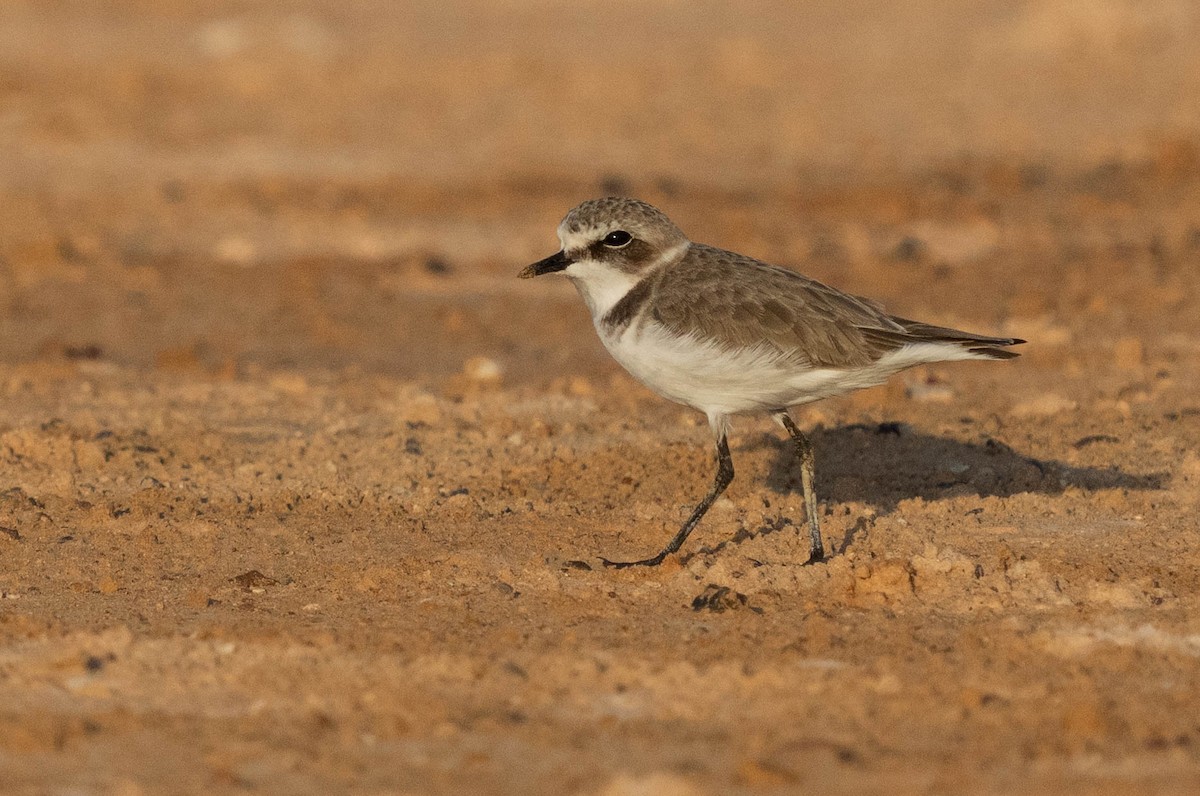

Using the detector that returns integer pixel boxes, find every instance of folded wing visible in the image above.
[650,244,1023,368]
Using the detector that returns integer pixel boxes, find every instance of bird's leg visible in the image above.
[602,436,734,569]
[777,412,825,564]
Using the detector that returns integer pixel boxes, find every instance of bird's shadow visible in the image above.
[752,421,1165,510]
[694,422,1169,558]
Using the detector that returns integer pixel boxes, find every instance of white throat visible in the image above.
[561,241,689,322]
[564,260,641,320]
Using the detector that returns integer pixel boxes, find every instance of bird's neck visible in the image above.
[566,241,688,322]
[566,261,644,322]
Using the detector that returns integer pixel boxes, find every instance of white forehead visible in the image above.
[557,222,610,252]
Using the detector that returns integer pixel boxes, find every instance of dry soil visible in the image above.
[2,2,1200,794]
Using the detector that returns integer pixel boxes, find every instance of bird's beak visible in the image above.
[519,250,572,278]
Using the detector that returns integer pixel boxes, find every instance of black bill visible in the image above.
[518,250,572,278]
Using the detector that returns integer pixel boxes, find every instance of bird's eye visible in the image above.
[602,230,632,248]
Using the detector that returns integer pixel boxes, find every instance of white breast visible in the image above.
[598,320,805,415]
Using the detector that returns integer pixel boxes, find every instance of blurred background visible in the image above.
[2,0,1198,382]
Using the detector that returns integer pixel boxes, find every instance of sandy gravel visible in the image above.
[2,2,1200,793]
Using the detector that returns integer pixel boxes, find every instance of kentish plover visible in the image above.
[520,197,1023,568]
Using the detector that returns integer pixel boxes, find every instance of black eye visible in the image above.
[602,230,632,248]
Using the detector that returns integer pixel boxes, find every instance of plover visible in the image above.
[520,197,1023,568]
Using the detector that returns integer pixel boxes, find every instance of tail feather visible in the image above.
[861,316,1025,360]
[967,346,1021,360]
[893,317,1024,346]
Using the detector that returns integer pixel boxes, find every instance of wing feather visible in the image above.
[650,245,1022,368]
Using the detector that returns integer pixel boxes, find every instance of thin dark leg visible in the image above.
[777,412,825,564]
[602,436,735,568]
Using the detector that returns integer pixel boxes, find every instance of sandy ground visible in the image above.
[3,1,1200,793]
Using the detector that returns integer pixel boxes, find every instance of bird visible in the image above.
[519,197,1023,568]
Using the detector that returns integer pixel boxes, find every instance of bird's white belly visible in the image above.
[597,320,877,415]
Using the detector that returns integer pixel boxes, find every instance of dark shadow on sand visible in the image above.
[685,422,1167,562]
[759,422,1165,511]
